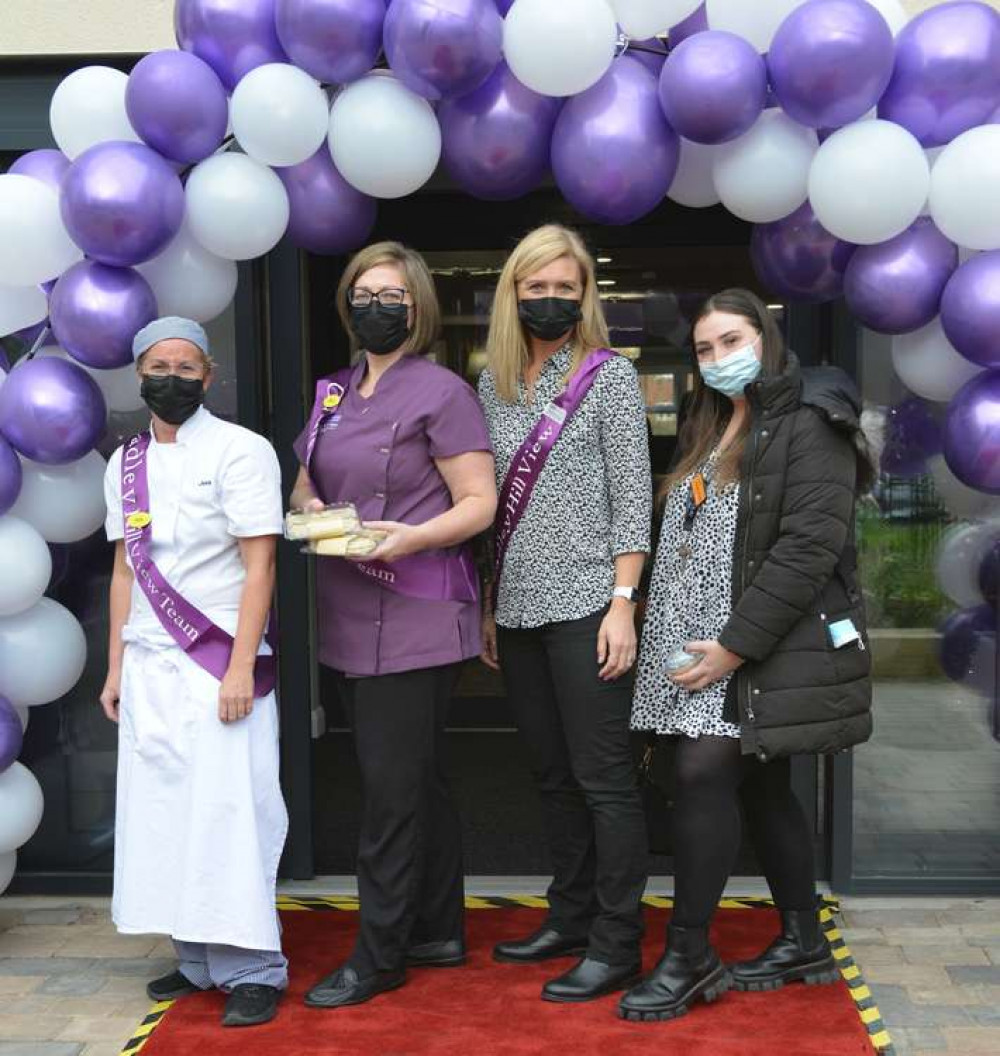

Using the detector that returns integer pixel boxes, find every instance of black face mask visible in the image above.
[349,303,411,356]
[518,297,583,342]
[140,374,205,426]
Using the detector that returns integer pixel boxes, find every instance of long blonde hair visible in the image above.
[487,225,610,402]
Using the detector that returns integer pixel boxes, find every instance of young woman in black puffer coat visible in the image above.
[621,288,874,1023]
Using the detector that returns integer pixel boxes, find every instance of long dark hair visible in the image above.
[661,288,786,499]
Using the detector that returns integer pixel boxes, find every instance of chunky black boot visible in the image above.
[730,908,840,992]
[618,924,731,1022]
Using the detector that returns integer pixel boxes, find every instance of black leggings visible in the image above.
[671,735,817,928]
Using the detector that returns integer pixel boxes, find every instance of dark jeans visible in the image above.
[334,664,464,976]
[497,608,647,966]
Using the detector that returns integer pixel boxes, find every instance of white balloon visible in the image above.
[9,450,107,545]
[809,120,929,245]
[612,0,702,37]
[0,285,47,339]
[0,850,15,894]
[185,153,290,261]
[929,126,1000,252]
[867,0,908,35]
[137,222,238,325]
[705,0,809,53]
[935,521,1000,608]
[713,111,817,223]
[0,175,83,287]
[329,74,442,199]
[891,318,982,404]
[14,705,29,733]
[231,64,330,168]
[35,344,144,415]
[0,763,44,853]
[503,0,618,98]
[929,455,995,521]
[49,66,142,161]
[0,599,87,708]
[669,139,722,209]
[0,517,51,617]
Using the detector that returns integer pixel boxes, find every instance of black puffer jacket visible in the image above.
[717,356,873,761]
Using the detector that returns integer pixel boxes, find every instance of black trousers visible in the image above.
[497,609,648,966]
[335,664,464,976]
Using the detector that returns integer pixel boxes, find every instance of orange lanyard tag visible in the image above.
[690,473,708,509]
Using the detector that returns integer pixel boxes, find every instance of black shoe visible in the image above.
[619,924,731,1022]
[493,927,589,964]
[304,965,406,1009]
[221,984,281,1027]
[730,908,840,991]
[146,970,203,1002]
[406,938,467,968]
[542,957,642,1003]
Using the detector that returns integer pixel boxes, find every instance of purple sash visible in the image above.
[121,432,276,697]
[492,348,616,608]
[302,370,478,604]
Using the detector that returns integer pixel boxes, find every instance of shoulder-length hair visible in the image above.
[662,288,787,499]
[486,224,610,403]
[336,241,441,357]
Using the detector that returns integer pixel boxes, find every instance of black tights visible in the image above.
[671,736,817,928]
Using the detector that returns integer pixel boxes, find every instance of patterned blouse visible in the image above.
[478,345,652,629]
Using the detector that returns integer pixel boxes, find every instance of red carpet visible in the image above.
[134,902,881,1056]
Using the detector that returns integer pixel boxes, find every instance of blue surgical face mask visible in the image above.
[699,339,763,398]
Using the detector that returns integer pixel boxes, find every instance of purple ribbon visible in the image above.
[492,348,616,609]
[303,370,478,604]
[121,432,276,697]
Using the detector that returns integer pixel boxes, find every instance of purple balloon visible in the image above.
[941,251,1000,370]
[275,0,386,84]
[627,37,669,78]
[844,219,957,335]
[552,57,680,226]
[0,436,22,517]
[50,262,157,370]
[0,696,23,775]
[879,2,1000,148]
[276,148,378,255]
[126,51,228,165]
[944,370,1000,496]
[670,4,708,47]
[9,149,70,191]
[384,0,503,101]
[658,31,767,145]
[440,61,562,200]
[768,0,895,129]
[175,0,288,92]
[61,142,185,269]
[880,396,942,477]
[751,202,856,304]
[0,357,105,465]
[939,604,996,695]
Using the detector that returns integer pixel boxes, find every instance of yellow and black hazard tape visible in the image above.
[120,895,892,1056]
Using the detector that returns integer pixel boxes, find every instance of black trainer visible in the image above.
[493,927,589,964]
[730,908,840,991]
[146,970,203,1002]
[221,984,281,1027]
[304,965,406,1009]
[542,957,642,1003]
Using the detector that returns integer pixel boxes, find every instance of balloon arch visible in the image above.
[1,0,999,890]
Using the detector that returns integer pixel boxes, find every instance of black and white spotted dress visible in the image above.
[631,454,742,739]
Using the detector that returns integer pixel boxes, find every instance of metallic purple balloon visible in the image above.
[553,57,680,227]
[768,0,895,129]
[50,261,157,370]
[844,219,957,335]
[0,696,23,775]
[126,50,228,164]
[941,251,1000,369]
[175,0,289,92]
[0,357,106,465]
[61,142,185,269]
[628,37,669,78]
[384,0,503,101]
[939,604,996,695]
[880,396,942,477]
[8,149,70,191]
[944,371,1000,495]
[658,31,767,145]
[879,2,1000,148]
[440,61,562,200]
[751,202,856,304]
[276,148,378,254]
[669,4,708,47]
[275,0,386,84]
[0,436,22,516]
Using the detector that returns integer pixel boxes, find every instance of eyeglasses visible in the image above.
[348,287,408,308]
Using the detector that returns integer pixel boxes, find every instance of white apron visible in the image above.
[112,641,288,951]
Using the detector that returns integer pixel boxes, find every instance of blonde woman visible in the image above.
[479,225,652,1003]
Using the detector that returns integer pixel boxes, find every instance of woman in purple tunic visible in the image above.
[290,242,496,1010]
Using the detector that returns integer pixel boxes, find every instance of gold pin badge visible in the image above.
[323,393,341,410]
[126,512,152,529]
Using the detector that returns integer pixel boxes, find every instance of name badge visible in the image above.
[543,402,567,425]
[828,617,861,649]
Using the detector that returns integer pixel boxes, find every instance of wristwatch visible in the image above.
[612,586,642,604]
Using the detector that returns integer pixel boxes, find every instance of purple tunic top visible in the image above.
[294,354,492,677]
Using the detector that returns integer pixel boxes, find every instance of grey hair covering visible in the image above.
[132,316,210,362]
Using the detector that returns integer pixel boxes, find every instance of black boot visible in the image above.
[730,908,839,991]
[542,957,642,1003]
[619,924,730,1022]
